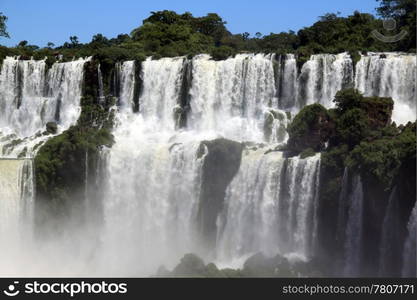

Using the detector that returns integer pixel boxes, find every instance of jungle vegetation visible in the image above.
[0,0,415,65]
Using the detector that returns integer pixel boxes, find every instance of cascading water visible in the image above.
[188,53,282,142]
[298,53,353,109]
[1,51,415,276]
[402,202,417,277]
[354,52,416,124]
[0,159,33,235]
[101,57,208,275]
[378,187,401,276]
[343,175,364,277]
[336,168,349,244]
[0,56,88,157]
[139,57,185,130]
[216,150,321,265]
[272,52,416,124]
[0,56,87,275]
[117,61,135,111]
[0,158,34,272]
[275,54,298,111]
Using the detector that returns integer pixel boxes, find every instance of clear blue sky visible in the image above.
[0,0,379,47]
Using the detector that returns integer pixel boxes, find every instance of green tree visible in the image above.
[70,35,79,47]
[18,40,28,47]
[0,12,9,38]
[376,0,416,50]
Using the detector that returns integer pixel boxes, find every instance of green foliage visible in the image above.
[300,148,316,159]
[333,88,364,113]
[346,122,416,187]
[210,45,233,60]
[336,108,370,147]
[0,12,9,38]
[297,11,395,54]
[330,89,394,148]
[35,96,114,203]
[287,103,331,152]
[348,50,361,68]
[376,0,416,51]
[1,1,414,65]
[321,144,350,175]
[289,87,413,192]
[288,104,328,139]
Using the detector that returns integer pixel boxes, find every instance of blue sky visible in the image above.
[0,0,379,47]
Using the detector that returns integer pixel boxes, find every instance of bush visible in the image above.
[287,103,332,152]
[210,45,234,60]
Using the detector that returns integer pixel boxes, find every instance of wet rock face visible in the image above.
[287,104,333,153]
[197,138,244,250]
[46,122,57,134]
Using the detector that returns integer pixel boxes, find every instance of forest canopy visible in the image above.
[0,0,415,63]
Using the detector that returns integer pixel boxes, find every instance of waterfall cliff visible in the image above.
[0,52,415,276]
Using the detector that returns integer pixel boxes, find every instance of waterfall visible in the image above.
[97,63,105,105]
[1,51,413,276]
[343,175,364,277]
[0,56,88,157]
[188,54,279,142]
[402,202,417,277]
[298,53,353,109]
[378,187,401,276]
[273,52,416,125]
[354,52,416,124]
[216,150,321,264]
[99,52,415,275]
[139,57,185,131]
[118,61,135,111]
[275,54,298,111]
[0,159,34,241]
[100,57,207,275]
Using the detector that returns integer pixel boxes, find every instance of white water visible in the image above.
[298,53,353,108]
[402,202,417,277]
[100,57,207,275]
[0,159,34,272]
[276,54,298,110]
[216,150,321,264]
[354,52,416,124]
[0,159,33,234]
[139,57,185,130]
[0,52,415,276]
[343,175,364,277]
[188,54,280,142]
[276,52,416,124]
[0,56,88,157]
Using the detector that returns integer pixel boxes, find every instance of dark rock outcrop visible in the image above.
[45,122,57,134]
[197,138,244,251]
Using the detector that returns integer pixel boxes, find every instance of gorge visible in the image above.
[0,51,415,277]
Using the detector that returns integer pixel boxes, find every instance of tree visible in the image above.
[47,42,55,48]
[241,32,250,41]
[376,0,416,50]
[0,12,9,38]
[69,35,79,47]
[18,40,28,47]
[194,13,229,44]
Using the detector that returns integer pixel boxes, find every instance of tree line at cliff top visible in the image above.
[0,0,415,64]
